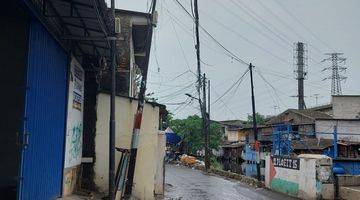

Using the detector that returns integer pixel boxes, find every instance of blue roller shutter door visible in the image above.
[19,19,68,200]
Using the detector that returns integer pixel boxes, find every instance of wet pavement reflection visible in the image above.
[164,164,296,200]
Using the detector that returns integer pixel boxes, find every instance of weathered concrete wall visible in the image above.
[332,95,360,119]
[62,166,81,196]
[337,175,360,187]
[265,154,333,200]
[298,154,333,200]
[154,131,166,195]
[315,119,360,142]
[340,186,360,200]
[94,93,160,199]
[337,175,360,200]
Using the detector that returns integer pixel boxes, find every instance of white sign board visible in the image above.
[64,57,84,168]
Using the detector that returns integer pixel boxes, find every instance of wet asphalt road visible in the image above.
[164,165,296,200]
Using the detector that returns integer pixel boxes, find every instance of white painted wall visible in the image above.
[94,93,161,199]
[332,96,360,119]
[297,154,333,200]
[154,131,166,195]
[298,157,317,199]
[315,119,360,142]
[226,129,239,142]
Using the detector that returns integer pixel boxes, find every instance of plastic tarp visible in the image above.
[165,127,181,145]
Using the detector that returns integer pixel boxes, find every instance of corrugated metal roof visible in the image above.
[25,0,112,60]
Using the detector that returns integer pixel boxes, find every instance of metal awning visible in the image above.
[24,0,114,62]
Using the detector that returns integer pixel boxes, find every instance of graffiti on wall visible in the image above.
[272,156,300,170]
[267,155,300,197]
[64,58,84,168]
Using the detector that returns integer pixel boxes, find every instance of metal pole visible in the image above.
[208,79,210,119]
[249,63,261,181]
[333,125,338,159]
[109,0,116,199]
[202,74,210,171]
[125,0,157,196]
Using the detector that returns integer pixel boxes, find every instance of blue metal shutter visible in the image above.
[19,19,68,200]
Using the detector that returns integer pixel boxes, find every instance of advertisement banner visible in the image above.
[64,57,84,168]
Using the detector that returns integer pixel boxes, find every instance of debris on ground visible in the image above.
[179,154,205,167]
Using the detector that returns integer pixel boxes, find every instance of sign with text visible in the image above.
[64,57,84,168]
[272,155,300,170]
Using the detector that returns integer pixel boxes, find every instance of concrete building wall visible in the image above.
[332,96,360,119]
[94,93,161,199]
[226,129,239,142]
[315,119,360,142]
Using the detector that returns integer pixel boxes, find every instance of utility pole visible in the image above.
[202,74,210,171]
[193,0,209,171]
[125,0,157,196]
[249,63,261,181]
[322,53,347,95]
[208,79,211,126]
[295,42,307,110]
[109,0,116,199]
[194,0,202,98]
[311,94,323,106]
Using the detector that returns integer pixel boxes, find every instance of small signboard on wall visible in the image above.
[272,155,300,170]
[64,57,84,168]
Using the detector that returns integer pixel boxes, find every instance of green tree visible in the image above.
[169,115,222,154]
[245,112,266,126]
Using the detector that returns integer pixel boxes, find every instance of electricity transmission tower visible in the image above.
[322,53,347,95]
[294,42,307,109]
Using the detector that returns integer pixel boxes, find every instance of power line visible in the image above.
[199,6,292,65]
[173,0,249,66]
[230,0,292,47]
[273,0,335,52]
[212,88,239,119]
[254,0,324,56]
[211,68,249,105]
[170,17,193,71]
[211,0,290,51]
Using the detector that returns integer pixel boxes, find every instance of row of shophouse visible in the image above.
[1,1,165,200]
[219,95,360,179]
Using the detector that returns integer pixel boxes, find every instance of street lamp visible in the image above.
[185,93,199,101]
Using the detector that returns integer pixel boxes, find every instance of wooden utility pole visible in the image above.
[249,63,261,181]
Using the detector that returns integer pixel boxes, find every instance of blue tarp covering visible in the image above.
[165,127,181,145]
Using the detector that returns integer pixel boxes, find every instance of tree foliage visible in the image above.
[168,115,222,154]
[245,112,266,126]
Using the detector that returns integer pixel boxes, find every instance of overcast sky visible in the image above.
[111,0,360,121]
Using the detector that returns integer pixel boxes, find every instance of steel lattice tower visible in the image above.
[322,53,347,95]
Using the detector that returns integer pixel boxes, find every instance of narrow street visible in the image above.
[164,165,296,200]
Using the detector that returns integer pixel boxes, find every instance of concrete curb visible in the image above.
[191,165,262,188]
